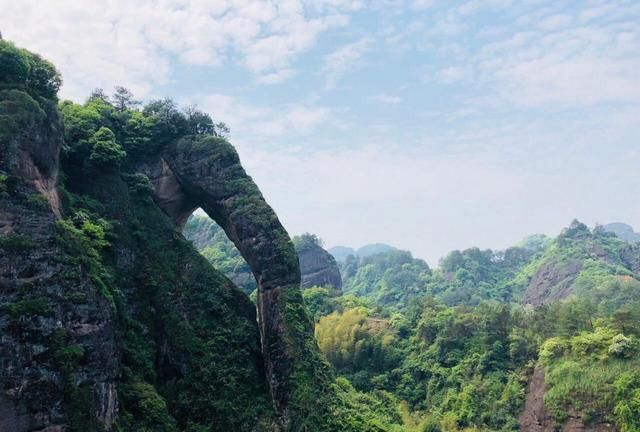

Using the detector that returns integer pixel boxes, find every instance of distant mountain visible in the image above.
[604,222,640,243]
[329,243,397,262]
[328,246,356,262]
[356,243,397,258]
[333,220,640,309]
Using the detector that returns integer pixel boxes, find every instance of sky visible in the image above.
[2,0,640,265]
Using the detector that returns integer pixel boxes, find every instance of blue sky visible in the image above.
[3,0,640,264]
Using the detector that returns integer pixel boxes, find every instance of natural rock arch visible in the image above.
[140,136,309,420]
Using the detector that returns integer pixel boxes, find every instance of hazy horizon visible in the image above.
[3,0,639,265]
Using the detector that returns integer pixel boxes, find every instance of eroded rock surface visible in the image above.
[0,93,118,432]
[519,366,617,432]
[519,366,555,432]
[140,136,317,421]
[523,260,582,306]
[297,242,342,291]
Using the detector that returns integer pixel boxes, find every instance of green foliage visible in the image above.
[55,214,115,305]
[342,250,431,309]
[124,173,154,196]
[331,377,405,432]
[2,298,51,318]
[183,215,256,294]
[26,192,50,210]
[542,318,640,426]
[292,232,323,251]
[0,233,35,252]
[0,40,31,84]
[614,372,640,432]
[316,307,399,375]
[314,297,537,431]
[303,286,338,320]
[608,334,635,358]
[88,126,126,169]
[0,89,46,149]
[118,382,178,432]
[24,51,62,99]
[59,88,229,177]
[0,40,61,99]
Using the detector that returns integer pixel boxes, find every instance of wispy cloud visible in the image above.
[0,0,354,99]
[369,93,403,104]
[320,37,372,89]
[256,68,298,85]
[197,94,331,138]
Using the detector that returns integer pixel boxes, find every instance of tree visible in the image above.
[293,233,323,252]
[185,105,216,136]
[25,52,61,99]
[0,40,30,84]
[87,88,110,103]
[88,127,126,169]
[112,86,140,112]
[0,40,61,99]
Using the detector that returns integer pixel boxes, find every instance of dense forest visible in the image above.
[188,216,640,432]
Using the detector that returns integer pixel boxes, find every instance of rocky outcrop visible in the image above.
[2,40,331,430]
[519,366,555,432]
[0,93,118,431]
[619,244,640,274]
[520,367,616,432]
[297,242,342,291]
[139,135,323,423]
[523,260,583,306]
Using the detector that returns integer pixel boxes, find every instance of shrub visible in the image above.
[0,40,30,85]
[539,337,568,364]
[88,127,126,169]
[614,373,640,432]
[608,334,635,359]
[25,52,61,99]
[0,40,61,99]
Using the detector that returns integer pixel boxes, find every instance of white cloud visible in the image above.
[369,93,403,104]
[237,110,640,264]
[475,22,640,108]
[0,0,353,100]
[537,14,572,31]
[412,0,437,10]
[197,94,330,138]
[320,37,372,89]
[437,66,469,84]
[256,68,298,85]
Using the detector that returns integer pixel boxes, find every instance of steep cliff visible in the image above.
[520,220,640,306]
[0,40,336,431]
[292,234,342,292]
[184,220,343,293]
[1,41,120,431]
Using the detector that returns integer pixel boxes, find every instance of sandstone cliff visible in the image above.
[0,40,334,431]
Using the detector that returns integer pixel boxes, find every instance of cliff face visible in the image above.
[138,136,322,422]
[0,89,119,432]
[297,242,342,291]
[0,41,333,431]
[521,221,640,306]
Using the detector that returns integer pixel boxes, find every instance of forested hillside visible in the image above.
[187,218,640,431]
